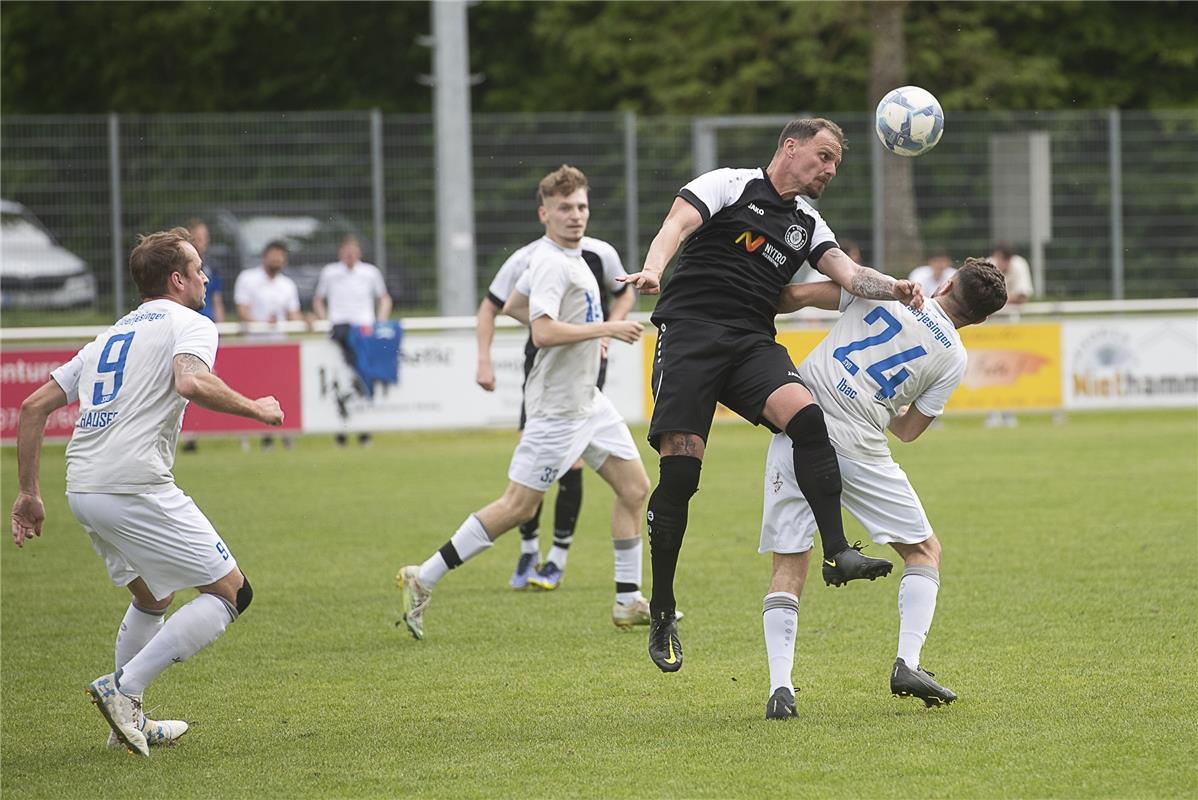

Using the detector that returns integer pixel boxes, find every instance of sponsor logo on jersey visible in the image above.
[735,231,766,253]
[761,242,788,270]
[784,224,808,252]
[748,203,765,216]
[76,410,119,429]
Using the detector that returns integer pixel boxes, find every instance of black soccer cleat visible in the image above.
[765,687,797,720]
[822,541,894,587]
[890,658,958,707]
[648,609,683,673]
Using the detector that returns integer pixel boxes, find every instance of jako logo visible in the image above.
[736,231,766,252]
[748,203,765,216]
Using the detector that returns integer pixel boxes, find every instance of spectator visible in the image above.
[234,240,304,450]
[313,235,391,447]
[908,249,957,298]
[990,243,1034,306]
[180,218,225,453]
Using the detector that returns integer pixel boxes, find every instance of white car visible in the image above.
[0,199,97,309]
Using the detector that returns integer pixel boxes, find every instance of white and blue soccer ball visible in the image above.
[875,86,944,157]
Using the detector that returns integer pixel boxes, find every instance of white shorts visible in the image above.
[508,393,639,491]
[68,486,238,601]
[759,433,932,554]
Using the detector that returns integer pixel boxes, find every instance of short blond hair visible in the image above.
[537,165,589,205]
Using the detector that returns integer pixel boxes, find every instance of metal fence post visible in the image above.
[1108,108,1124,300]
[370,109,387,276]
[108,112,124,316]
[870,130,885,270]
[623,111,639,269]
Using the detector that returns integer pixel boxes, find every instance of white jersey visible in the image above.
[233,266,300,323]
[314,261,387,325]
[519,239,604,419]
[487,235,627,309]
[51,299,218,493]
[799,292,967,463]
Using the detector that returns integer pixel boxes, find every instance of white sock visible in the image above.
[612,537,642,594]
[419,515,493,588]
[763,592,799,694]
[547,544,569,569]
[897,565,940,668]
[520,536,540,555]
[115,603,165,672]
[117,593,235,696]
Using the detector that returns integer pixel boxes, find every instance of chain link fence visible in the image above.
[2,109,1195,319]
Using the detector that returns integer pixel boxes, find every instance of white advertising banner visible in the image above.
[1061,316,1198,409]
[299,328,645,433]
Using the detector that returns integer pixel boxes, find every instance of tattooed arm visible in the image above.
[816,247,923,309]
[172,354,283,425]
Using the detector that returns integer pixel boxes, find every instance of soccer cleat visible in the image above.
[527,561,564,591]
[822,541,894,587]
[765,687,798,720]
[107,715,189,749]
[890,658,958,707]
[509,552,540,591]
[395,565,431,640]
[647,609,683,673]
[612,593,685,629]
[87,674,149,756]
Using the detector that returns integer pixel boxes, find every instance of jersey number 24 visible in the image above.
[832,308,926,400]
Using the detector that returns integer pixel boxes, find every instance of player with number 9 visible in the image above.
[9,227,283,756]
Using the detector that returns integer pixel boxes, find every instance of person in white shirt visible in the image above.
[990,243,1034,305]
[475,204,635,592]
[10,227,284,756]
[395,166,662,640]
[907,249,958,299]
[758,257,1008,720]
[234,239,304,450]
[313,235,391,446]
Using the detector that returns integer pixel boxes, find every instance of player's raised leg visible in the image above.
[763,383,892,586]
[889,535,956,706]
[397,481,542,639]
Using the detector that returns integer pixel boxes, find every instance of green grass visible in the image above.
[3,411,1197,798]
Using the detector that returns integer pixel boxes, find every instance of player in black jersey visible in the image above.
[619,118,924,673]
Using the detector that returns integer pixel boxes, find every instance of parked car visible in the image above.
[202,208,365,308]
[0,199,97,310]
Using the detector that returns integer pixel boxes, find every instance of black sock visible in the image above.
[553,467,583,534]
[647,455,702,616]
[519,501,543,540]
[786,406,849,557]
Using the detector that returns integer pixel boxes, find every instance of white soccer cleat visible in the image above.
[396,565,432,640]
[106,714,189,749]
[612,593,684,629]
[87,673,149,756]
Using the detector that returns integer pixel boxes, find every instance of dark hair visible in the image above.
[952,257,1008,323]
[777,118,846,151]
[929,248,952,262]
[184,218,207,233]
[129,227,195,298]
[263,239,289,257]
[992,242,1015,259]
[537,164,589,205]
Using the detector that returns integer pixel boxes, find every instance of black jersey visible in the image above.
[650,167,839,336]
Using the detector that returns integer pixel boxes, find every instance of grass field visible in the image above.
[2,410,1196,798]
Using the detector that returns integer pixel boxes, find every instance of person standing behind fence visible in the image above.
[313,234,391,447]
[986,243,1034,428]
[234,240,304,450]
[908,249,957,299]
[180,218,225,453]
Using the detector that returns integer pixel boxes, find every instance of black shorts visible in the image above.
[647,318,804,451]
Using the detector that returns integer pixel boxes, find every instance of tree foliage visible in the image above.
[3,1,1195,115]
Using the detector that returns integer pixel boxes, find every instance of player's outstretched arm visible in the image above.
[617,198,703,295]
[778,280,842,313]
[817,248,925,310]
[11,380,68,547]
[530,317,643,348]
[173,354,284,426]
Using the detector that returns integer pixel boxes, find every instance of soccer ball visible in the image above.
[875,86,945,157]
